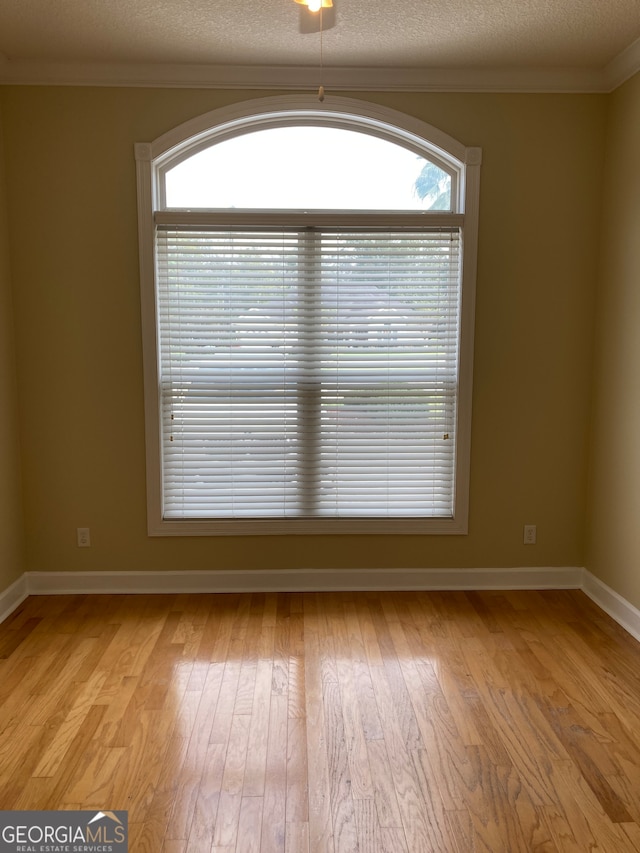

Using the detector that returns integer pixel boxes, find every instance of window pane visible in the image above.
[164,127,452,211]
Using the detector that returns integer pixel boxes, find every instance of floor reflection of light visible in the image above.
[171,661,220,739]
[288,655,305,717]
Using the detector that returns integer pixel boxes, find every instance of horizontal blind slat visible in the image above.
[157,226,461,519]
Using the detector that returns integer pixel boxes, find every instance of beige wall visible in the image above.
[586,72,640,611]
[0,103,24,589]
[0,87,606,574]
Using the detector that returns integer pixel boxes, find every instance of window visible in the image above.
[136,96,481,535]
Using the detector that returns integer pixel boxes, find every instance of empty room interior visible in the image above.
[1,0,640,849]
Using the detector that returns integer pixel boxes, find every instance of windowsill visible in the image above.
[148,516,468,536]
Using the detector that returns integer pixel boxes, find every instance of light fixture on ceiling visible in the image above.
[294,0,332,10]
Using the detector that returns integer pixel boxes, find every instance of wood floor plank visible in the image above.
[24,636,100,719]
[165,665,227,842]
[60,739,127,808]
[287,611,305,719]
[453,744,528,853]
[441,809,476,853]
[0,616,43,658]
[211,711,252,848]
[460,639,560,808]
[551,759,635,850]
[236,795,264,853]
[135,734,191,852]
[402,657,470,812]
[330,599,374,801]
[110,707,178,816]
[93,674,141,745]
[162,840,187,853]
[243,658,273,798]
[620,821,640,849]
[285,821,309,853]
[433,644,509,762]
[186,741,225,850]
[368,598,423,752]
[208,597,239,663]
[365,737,404,829]
[286,715,309,824]
[1,590,640,851]
[536,697,632,822]
[353,797,388,853]
[323,679,359,852]
[355,596,384,668]
[542,772,601,852]
[598,710,640,822]
[368,663,439,850]
[260,692,288,853]
[22,704,109,809]
[303,594,335,853]
[410,749,462,852]
[344,599,384,742]
[235,660,259,716]
[33,668,108,777]
[498,760,556,853]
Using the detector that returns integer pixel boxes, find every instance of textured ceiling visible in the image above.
[0,0,639,88]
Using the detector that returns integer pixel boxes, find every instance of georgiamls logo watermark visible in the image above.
[0,810,128,852]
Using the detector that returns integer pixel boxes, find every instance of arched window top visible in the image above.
[141,95,479,215]
[162,125,454,211]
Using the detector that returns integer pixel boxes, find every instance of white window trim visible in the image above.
[135,95,481,536]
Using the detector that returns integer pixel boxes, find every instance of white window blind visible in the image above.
[156,224,462,520]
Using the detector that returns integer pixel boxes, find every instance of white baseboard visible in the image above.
[24,566,583,595]
[0,566,636,646]
[0,573,29,624]
[581,570,640,644]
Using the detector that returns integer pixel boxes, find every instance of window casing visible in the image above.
[136,96,481,535]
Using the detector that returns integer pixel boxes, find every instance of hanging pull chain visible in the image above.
[318,6,325,101]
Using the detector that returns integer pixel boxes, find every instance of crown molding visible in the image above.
[603,35,640,91]
[0,59,612,93]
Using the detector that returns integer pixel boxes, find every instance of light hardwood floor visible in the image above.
[1,589,640,851]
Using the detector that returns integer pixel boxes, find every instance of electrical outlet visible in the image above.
[523,524,536,545]
[77,527,91,548]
